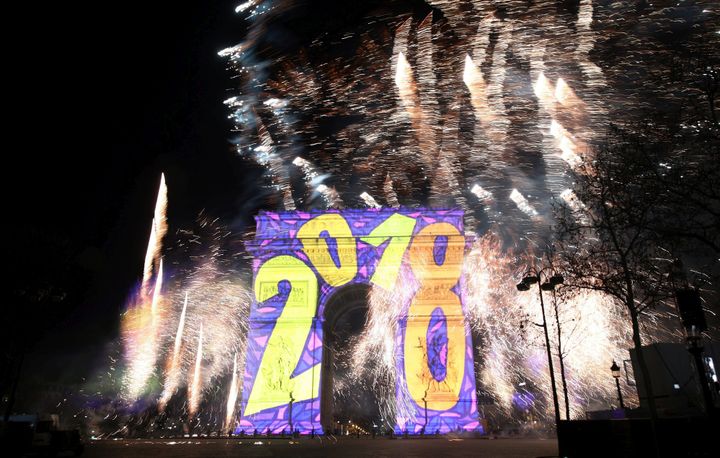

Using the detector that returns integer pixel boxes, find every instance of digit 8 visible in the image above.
[404,222,465,411]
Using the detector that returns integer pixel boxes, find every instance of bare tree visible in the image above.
[553,132,674,421]
[553,51,720,422]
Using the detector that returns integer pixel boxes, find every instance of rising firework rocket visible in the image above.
[121,173,168,400]
[188,323,204,417]
[224,352,240,431]
[158,291,188,410]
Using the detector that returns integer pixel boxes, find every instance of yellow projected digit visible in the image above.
[404,222,465,411]
[244,255,320,417]
[297,214,357,287]
[361,213,417,290]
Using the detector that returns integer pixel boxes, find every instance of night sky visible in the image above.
[9,1,257,395]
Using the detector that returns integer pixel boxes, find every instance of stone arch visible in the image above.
[239,209,480,435]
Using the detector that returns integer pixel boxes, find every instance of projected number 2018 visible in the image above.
[242,209,476,433]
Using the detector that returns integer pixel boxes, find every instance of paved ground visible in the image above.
[83,437,558,458]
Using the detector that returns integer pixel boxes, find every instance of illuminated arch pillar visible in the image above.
[239,209,481,435]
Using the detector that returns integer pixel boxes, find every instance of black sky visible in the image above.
[9,1,256,392]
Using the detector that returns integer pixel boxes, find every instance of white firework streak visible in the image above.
[142,173,168,294]
[509,189,539,219]
[255,114,296,210]
[122,174,167,400]
[188,323,204,417]
[158,291,188,411]
[224,353,240,431]
[383,173,400,208]
[360,191,381,208]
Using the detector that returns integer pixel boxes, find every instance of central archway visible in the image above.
[320,283,379,433]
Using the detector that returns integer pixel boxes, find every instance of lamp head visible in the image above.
[516,282,530,292]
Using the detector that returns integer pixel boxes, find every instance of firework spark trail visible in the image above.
[383,174,400,208]
[555,78,583,110]
[113,207,253,435]
[574,0,608,129]
[359,191,380,209]
[122,174,168,399]
[415,14,447,207]
[396,14,471,217]
[395,51,436,173]
[484,20,510,148]
[549,119,583,170]
[509,189,539,219]
[559,188,587,223]
[465,14,497,177]
[470,184,493,203]
[462,235,527,413]
[463,54,492,129]
[255,113,296,210]
[316,184,344,209]
[224,353,240,431]
[292,156,322,185]
[158,291,188,411]
[292,156,344,208]
[154,257,251,422]
[150,259,164,319]
[554,290,635,417]
[142,173,168,294]
[393,22,438,186]
[188,323,204,417]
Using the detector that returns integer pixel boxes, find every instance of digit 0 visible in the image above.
[297,214,357,287]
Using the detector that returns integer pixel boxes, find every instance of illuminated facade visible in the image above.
[238,209,480,434]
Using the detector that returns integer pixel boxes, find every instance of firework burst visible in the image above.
[100,0,717,436]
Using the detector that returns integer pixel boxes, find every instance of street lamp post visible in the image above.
[549,282,571,421]
[610,360,625,409]
[516,270,564,428]
[675,287,716,416]
[288,391,295,434]
[422,390,428,432]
